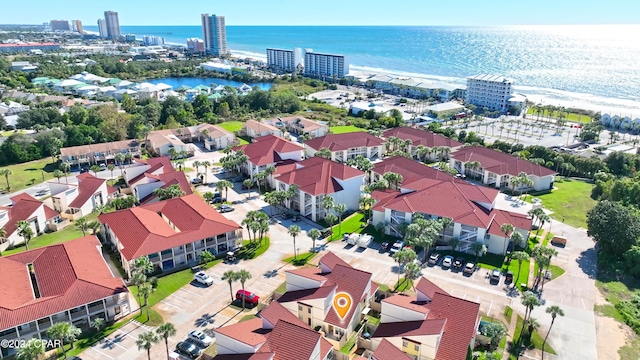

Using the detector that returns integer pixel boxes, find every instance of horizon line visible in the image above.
[4,23,640,27]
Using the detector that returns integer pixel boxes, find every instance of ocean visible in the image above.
[84,25,640,115]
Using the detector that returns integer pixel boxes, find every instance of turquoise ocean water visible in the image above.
[84,25,640,114]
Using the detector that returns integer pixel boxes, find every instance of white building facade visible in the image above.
[304,51,349,79]
[201,14,228,56]
[465,74,513,112]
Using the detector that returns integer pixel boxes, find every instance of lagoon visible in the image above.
[146,77,272,91]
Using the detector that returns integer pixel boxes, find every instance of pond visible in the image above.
[147,77,272,91]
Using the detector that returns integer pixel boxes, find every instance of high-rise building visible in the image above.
[266,48,306,73]
[72,20,83,33]
[50,20,70,31]
[104,11,121,40]
[143,36,165,46]
[465,74,514,112]
[201,14,228,56]
[97,19,108,38]
[304,51,349,79]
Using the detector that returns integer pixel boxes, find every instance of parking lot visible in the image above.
[80,320,156,360]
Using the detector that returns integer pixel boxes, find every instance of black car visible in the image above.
[79,168,89,173]
[212,196,227,204]
[427,253,441,265]
[453,257,465,270]
[176,341,202,359]
[505,271,514,284]
[380,242,390,252]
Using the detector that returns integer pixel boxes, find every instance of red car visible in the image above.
[236,289,260,306]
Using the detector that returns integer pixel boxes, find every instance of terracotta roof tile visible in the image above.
[60,139,140,158]
[276,158,363,196]
[98,194,241,261]
[372,156,455,185]
[451,146,557,177]
[68,174,106,208]
[415,277,447,301]
[487,209,532,236]
[371,338,412,360]
[428,293,480,360]
[324,264,374,327]
[0,236,127,329]
[277,285,336,303]
[318,251,351,272]
[259,301,306,328]
[0,193,50,237]
[382,294,430,314]
[264,320,322,360]
[214,317,268,347]
[383,127,462,148]
[304,132,384,152]
[278,116,327,132]
[373,318,446,338]
[233,135,304,166]
[285,267,327,282]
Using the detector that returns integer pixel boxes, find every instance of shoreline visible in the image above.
[229,49,640,117]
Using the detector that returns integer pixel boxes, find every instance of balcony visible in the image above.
[87,303,105,315]
[70,309,88,321]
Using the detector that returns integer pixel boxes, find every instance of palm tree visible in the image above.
[153,184,185,200]
[254,171,267,194]
[0,227,7,251]
[542,306,565,359]
[139,282,155,319]
[201,160,211,183]
[243,179,254,199]
[132,256,154,276]
[526,317,541,342]
[0,169,13,191]
[17,220,34,251]
[222,270,238,302]
[47,322,81,359]
[90,165,101,177]
[199,250,215,265]
[236,269,252,308]
[439,217,452,241]
[203,191,215,203]
[264,191,278,216]
[315,147,332,159]
[216,180,233,200]
[334,203,347,236]
[519,291,542,340]
[500,224,514,254]
[91,317,105,333]
[470,241,487,263]
[15,339,45,360]
[511,251,529,288]
[325,214,338,235]
[308,228,321,252]
[88,220,100,235]
[156,322,177,360]
[321,196,335,216]
[383,172,403,190]
[75,217,90,236]
[192,160,202,175]
[107,164,116,182]
[288,225,301,259]
[136,331,159,360]
[449,237,461,255]
[403,262,422,292]
[53,169,65,182]
[115,153,126,168]
[60,162,71,184]
[392,248,417,287]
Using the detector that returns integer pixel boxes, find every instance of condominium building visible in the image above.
[143,36,165,46]
[304,51,349,79]
[72,20,83,33]
[50,20,69,31]
[266,47,305,73]
[97,19,108,38]
[104,11,120,40]
[187,38,205,53]
[465,74,513,112]
[201,14,228,56]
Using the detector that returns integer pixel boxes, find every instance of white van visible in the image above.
[357,234,373,248]
[346,233,361,246]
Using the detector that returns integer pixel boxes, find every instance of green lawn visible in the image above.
[526,108,592,124]
[504,305,514,323]
[534,180,596,228]
[393,277,414,292]
[0,158,58,193]
[218,121,245,133]
[329,125,367,134]
[340,333,357,354]
[274,281,287,295]
[327,212,365,241]
[283,251,317,266]
[367,314,381,326]
[3,214,99,255]
[239,237,270,260]
[502,259,530,289]
[1,130,28,137]
[542,232,554,247]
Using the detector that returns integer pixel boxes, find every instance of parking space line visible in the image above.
[169,293,193,303]
[88,346,114,359]
[178,287,200,297]
[160,300,183,309]
[487,300,493,315]
[103,338,127,350]
[117,329,141,341]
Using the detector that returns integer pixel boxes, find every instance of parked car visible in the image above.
[506,241,514,255]
[346,233,361,246]
[505,271,514,284]
[380,242,390,252]
[212,196,227,204]
[489,268,501,284]
[191,177,203,185]
[188,330,213,347]
[99,163,107,171]
[357,234,373,248]
[442,255,454,268]
[176,341,202,359]
[218,204,234,213]
[292,216,300,222]
[236,289,260,307]
[390,241,405,255]
[428,253,441,265]
[80,167,89,173]
[194,272,214,286]
[453,257,465,270]
[464,262,477,274]
[544,270,552,280]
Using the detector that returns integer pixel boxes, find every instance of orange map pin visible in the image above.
[333,292,352,320]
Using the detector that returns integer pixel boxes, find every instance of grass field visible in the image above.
[329,125,367,134]
[218,121,245,133]
[0,158,58,193]
[534,180,596,228]
[509,315,556,358]
[283,251,316,266]
[327,212,365,241]
[502,259,530,289]
[526,108,592,124]
[238,238,270,260]
[393,277,414,292]
[3,213,99,255]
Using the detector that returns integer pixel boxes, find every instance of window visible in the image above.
[414,344,419,351]
[298,305,303,311]
[308,307,311,314]
[403,340,408,347]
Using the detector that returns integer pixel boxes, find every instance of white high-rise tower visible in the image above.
[201,14,228,56]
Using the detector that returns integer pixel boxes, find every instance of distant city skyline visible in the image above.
[2,0,640,26]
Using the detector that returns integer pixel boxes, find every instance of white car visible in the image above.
[194,272,214,286]
[188,330,213,347]
[442,255,454,268]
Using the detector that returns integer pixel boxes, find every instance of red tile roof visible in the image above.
[214,317,268,347]
[371,156,455,185]
[233,135,304,166]
[128,157,174,186]
[373,318,447,338]
[106,184,118,196]
[452,146,557,177]
[371,338,413,360]
[0,236,127,330]
[68,174,106,208]
[323,264,374,327]
[263,320,324,360]
[277,285,336,303]
[286,267,328,282]
[318,251,351,272]
[98,194,241,261]
[259,301,306,328]
[0,193,57,237]
[213,354,273,360]
[428,293,480,360]
[415,277,447,301]
[276,157,364,196]
[487,209,532,236]
[383,127,462,149]
[304,132,384,152]
[382,294,430,314]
